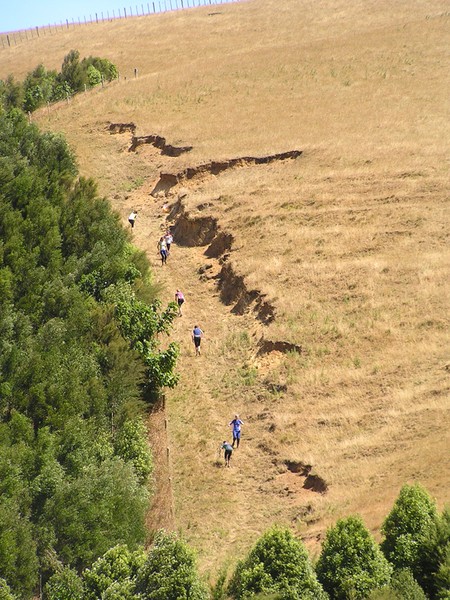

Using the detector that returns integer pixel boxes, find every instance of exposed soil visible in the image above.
[108,122,193,156]
[258,339,302,356]
[150,149,302,196]
[129,134,193,156]
[217,263,276,324]
[108,122,136,134]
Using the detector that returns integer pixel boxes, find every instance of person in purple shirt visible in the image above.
[192,325,203,356]
[229,414,244,448]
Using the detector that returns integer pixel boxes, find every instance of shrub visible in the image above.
[381,484,438,576]
[316,515,392,599]
[114,419,153,483]
[228,526,327,599]
[83,544,146,599]
[44,567,85,600]
[368,569,427,600]
[0,578,16,600]
[417,506,450,597]
[135,531,209,600]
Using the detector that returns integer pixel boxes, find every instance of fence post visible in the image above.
[95,13,98,23]
[124,7,127,17]
[153,2,156,11]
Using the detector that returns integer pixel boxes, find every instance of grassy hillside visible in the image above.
[2,0,449,579]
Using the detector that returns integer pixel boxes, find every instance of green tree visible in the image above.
[44,567,85,600]
[368,569,427,600]
[0,76,24,110]
[114,419,153,483]
[86,65,102,87]
[0,578,16,600]
[135,531,209,600]
[22,65,57,112]
[83,544,145,599]
[416,506,450,598]
[434,547,450,600]
[229,526,327,599]
[114,295,179,391]
[0,498,39,598]
[316,515,392,600]
[381,484,438,576]
[42,459,148,570]
[60,50,86,94]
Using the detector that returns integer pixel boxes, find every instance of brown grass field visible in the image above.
[2,0,449,582]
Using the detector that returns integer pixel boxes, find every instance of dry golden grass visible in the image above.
[2,0,449,580]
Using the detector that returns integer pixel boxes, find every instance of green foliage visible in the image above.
[0,112,166,595]
[0,578,16,600]
[83,544,146,599]
[434,543,450,599]
[23,64,57,112]
[0,498,39,598]
[316,515,392,600]
[114,419,153,483]
[135,531,209,600]
[86,65,102,87]
[381,484,438,576]
[114,295,179,391]
[0,50,118,114]
[42,458,148,570]
[60,50,86,93]
[416,506,450,598]
[229,526,327,599]
[44,567,85,600]
[368,569,427,600]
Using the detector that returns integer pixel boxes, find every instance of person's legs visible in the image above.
[236,431,241,448]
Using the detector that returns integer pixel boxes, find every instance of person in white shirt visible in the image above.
[128,211,137,228]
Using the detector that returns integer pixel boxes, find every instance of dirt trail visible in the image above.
[125,184,274,566]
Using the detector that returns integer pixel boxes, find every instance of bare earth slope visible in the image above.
[2,0,449,578]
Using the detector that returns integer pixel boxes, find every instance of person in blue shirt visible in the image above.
[229,414,244,448]
[221,441,233,467]
[192,325,204,356]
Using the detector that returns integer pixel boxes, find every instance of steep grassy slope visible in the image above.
[2,0,448,577]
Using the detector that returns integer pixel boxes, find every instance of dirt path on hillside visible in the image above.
[124,182,322,573]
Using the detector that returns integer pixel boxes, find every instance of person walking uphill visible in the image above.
[128,210,137,228]
[229,415,244,448]
[192,325,203,356]
[175,289,185,316]
[221,441,233,467]
[157,236,168,266]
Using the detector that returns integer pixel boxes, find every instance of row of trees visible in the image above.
[0,108,178,598]
[226,484,449,599]
[1,484,446,599]
[0,49,118,112]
